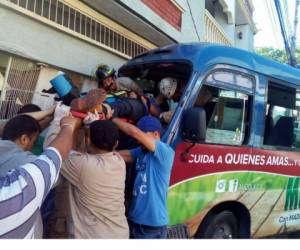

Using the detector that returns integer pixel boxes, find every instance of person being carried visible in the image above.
[70,87,148,123]
[111,115,175,239]
[70,76,183,124]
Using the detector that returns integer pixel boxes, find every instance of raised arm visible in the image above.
[118,150,134,163]
[49,115,81,158]
[0,115,79,238]
[70,88,106,112]
[23,105,55,121]
[0,106,56,137]
[112,117,156,152]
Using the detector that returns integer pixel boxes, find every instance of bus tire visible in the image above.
[197,210,238,239]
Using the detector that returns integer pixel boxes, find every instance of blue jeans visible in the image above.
[129,221,167,239]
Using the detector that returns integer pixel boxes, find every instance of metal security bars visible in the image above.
[204,10,233,46]
[6,0,149,58]
[0,57,41,119]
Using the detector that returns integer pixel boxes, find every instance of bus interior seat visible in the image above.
[267,116,294,147]
[263,114,275,144]
[204,101,216,126]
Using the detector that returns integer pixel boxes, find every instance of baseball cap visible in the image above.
[137,116,163,134]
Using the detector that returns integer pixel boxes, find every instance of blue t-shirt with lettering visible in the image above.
[129,140,175,226]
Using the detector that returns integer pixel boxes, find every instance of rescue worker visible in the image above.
[95,64,143,95]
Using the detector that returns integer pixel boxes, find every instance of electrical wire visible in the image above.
[274,0,293,65]
[266,0,282,48]
[186,0,201,42]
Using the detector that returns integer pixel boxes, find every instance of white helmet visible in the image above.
[159,77,177,99]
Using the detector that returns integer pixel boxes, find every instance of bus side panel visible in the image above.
[168,143,300,237]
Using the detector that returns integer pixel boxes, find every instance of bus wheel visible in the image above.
[197,211,238,239]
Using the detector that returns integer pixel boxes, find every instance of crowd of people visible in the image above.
[0,65,179,239]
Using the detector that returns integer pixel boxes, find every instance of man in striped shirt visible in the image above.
[0,114,80,238]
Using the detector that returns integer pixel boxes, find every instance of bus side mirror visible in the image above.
[182,107,206,143]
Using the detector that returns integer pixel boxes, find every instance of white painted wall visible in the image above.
[120,0,205,43]
[214,1,235,43]
[0,6,126,76]
[235,24,254,51]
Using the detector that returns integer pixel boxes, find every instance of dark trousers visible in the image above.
[59,91,148,122]
[110,98,147,122]
[129,220,167,239]
[41,189,55,238]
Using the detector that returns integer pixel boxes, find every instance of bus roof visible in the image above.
[122,43,300,86]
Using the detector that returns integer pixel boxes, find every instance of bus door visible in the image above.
[167,67,255,238]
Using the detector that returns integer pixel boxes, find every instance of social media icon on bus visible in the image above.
[216,179,227,193]
[228,179,239,192]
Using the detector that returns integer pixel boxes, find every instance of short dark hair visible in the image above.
[89,120,119,151]
[17,104,41,114]
[2,115,41,141]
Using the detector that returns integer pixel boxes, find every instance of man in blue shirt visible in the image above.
[112,115,175,239]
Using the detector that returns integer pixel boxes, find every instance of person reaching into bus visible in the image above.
[153,77,184,124]
[44,106,129,238]
[111,115,175,239]
[0,104,55,137]
[0,113,80,239]
[0,115,41,177]
[0,104,57,238]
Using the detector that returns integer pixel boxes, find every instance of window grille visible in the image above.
[7,0,150,58]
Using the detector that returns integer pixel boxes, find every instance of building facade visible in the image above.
[0,0,256,117]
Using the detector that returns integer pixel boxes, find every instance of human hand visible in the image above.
[54,102,71,121]
[83,111,99,126]
[60,113,82,131]
[86,88,107,104]
[160,110,174,123]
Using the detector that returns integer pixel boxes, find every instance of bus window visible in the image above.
[194,84,251,146]
[206,69,254,91]
[263,83,300,149]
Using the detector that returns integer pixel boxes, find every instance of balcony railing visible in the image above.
[2,0,154,59]
[204,10,233,46]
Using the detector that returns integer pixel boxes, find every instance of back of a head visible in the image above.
[2,115,41,141]
[90,120,119,151]
[17,104,41,114]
